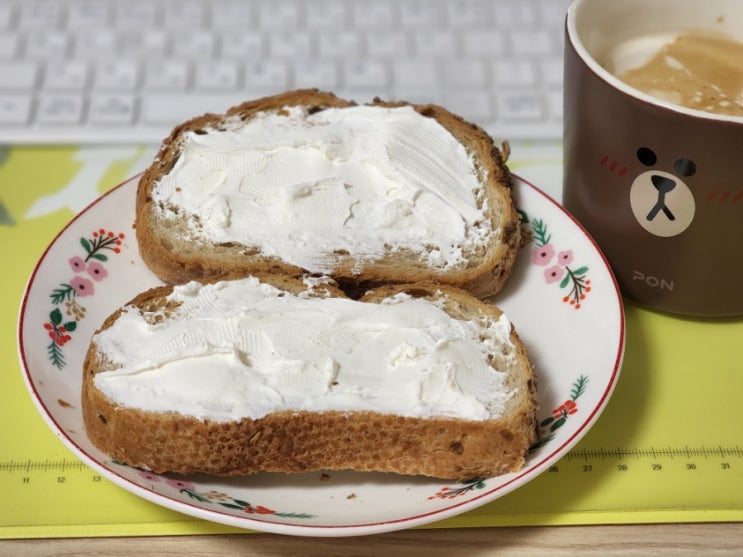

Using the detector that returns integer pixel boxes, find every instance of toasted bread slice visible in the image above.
[135,89,520,298]
[82,275,538,481]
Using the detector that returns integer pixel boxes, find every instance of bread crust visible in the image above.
[82,277,538,481]
[135,89,521,298]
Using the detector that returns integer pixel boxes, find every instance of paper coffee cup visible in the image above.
[563,0,743,316]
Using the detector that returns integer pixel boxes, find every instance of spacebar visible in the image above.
[141,93,256,124]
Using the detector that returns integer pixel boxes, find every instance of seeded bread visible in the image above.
[82,276,538,481]
[135,89,521,299]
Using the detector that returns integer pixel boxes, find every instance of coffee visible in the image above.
[605,32,743,117]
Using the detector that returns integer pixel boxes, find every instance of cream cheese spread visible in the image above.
[92,277,517,422]
[152,104,492,273]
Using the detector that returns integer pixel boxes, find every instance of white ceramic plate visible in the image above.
[18,175,624,537]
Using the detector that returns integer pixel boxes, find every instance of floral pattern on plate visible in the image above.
[520,210,592,310]
[130,468,316,519]
[18,175,624,537]
[44,229,126,369]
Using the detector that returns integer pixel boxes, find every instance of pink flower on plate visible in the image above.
[86,261,108,281]
[137,470,162,482]
[166,478,195,491]
[545,265,566,284]
[532,244,555,266]
[69,256,86,273]
[557,250,574,266]
[70,276,95,297]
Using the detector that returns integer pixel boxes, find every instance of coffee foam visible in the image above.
[605,31,743,117]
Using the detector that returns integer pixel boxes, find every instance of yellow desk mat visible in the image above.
[2,146,742,539]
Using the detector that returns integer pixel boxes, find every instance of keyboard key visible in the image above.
[492,60,537,87]
[546,89,563,120]
[19,1,61,29]
[37,94,83,124]
[463,30,505,55]
[244,61,288,89]
[44,61,89,90]
[72,31,117,59]
[306,0,347,29]
[393,60,438,90]
[163,0,204,29]
[442,60,486,87]
[173,31,214,59]
[366,31,409,59]
[344,60,387,89]
[67,0,110,28]
[353,2,395,29]
[318,32,360,58]
[141,93,248,124]
[446,0,492,26]
[211,2,254,28]
[270,32,311,59]
[144,61,189,91]
[194,61,238,90]
[400,1,441,28]
[0,95,32,124]
[94,61,139,90]
[496,91,544,121]
[494,1,537,26]
[0,35,19,58]
[114,1,158,29]
[120,31,168,58]
[221,31,263,59]
[414,31,456,56]
[259,1,299,29]
[24,32,69,59]
[0,62,38,90]
[294,61,338,90]
[509,29,553,56]
[0,4,13,30]
[538,0,571,26]
[88,94,135,124]
[540,59,563,86]
[444,90,492,120]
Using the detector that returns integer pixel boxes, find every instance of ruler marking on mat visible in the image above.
[2,446,742,475]
[0,459,89,474]
[563,445,743,462]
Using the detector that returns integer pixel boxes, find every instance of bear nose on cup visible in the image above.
[647,175,677,221]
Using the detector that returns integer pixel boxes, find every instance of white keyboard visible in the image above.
[0,0,571,145]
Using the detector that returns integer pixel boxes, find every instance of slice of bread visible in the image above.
[82,275,538,481]
[135,89,520,298]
